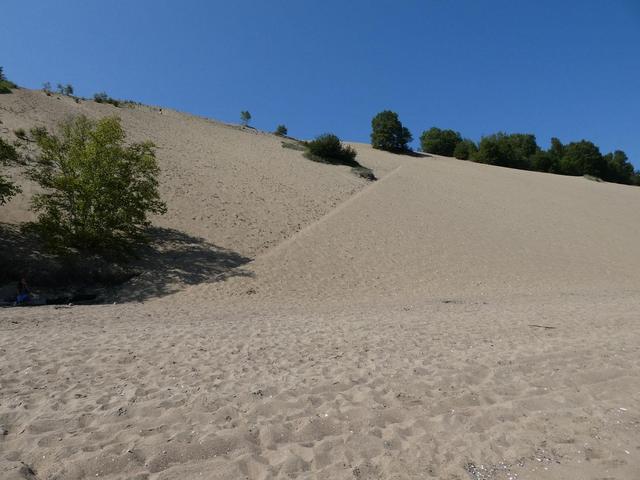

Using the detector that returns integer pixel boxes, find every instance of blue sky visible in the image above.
[2,0,639,167]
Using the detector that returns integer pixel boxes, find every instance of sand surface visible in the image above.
[1,90,640,479]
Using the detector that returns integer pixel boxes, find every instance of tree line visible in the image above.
[365,109,638,186]
[418,127,639,186]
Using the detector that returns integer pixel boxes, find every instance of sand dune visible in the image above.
[1,90,640,479]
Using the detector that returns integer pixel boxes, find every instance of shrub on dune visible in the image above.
[305,133,359,167]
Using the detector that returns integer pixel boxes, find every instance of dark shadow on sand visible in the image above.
[0,223,252,304]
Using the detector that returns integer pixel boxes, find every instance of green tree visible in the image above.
[452,139,477,160]
[474,133,538,170]
[240,110,252,126]
[603,150,634,184]
[559,140,605,177]
[274,124,288,136]
[420,127,462,156]
[0,138,21,204]
[27,115,166,252]
[370,110,412,153]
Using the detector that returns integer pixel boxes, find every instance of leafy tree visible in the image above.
[43,82,52,95]
[240,111,252,126]
[453,139,477,160]
[370,110,412,153]
[0,138,21,204]
[27,115,166,252]
[420,127,462,156]
[559,140,605,177]
[603,150,635,184]
[274,124,288,136]
[306,133,358,166]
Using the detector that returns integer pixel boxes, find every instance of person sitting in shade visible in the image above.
[16,277,31,305]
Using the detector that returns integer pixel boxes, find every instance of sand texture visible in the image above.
[1,90,640,479]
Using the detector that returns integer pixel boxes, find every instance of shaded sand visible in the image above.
[2,91,640,479]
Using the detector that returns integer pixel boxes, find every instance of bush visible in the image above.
[420,128,462,156]
[0,137,21,204]
[371,111,412,153]
[57,83,74,96]
[453,139,477,160]
[274,124,288,136]
[305,133,358,166]
[27,115,166,252]
[14,128,27,140]
[94,92,121,107]
[240,111,251,126]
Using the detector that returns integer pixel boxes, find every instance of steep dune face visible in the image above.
[0,89,374,258]
[193,144,640,306]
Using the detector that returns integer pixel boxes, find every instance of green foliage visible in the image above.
[603,150,635,185]
[27,115,166,252]
[474,133,538,170]
[94,92,121,107]
[559,140,605,177]
[370,111,412,153]
[0,137,21,205]
[274,124,288,136]
[453,139,477,160]
[305,133,358,166]
[240,111,252,126]
[0,66,18,94]
[14,128,27,140]
[420,128,462,156]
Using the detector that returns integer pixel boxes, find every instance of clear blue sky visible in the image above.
[2,0,639,167]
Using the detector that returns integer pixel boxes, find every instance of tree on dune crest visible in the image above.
[370,111,412,153]
[420,127,463,157]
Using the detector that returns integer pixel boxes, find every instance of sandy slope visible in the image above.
[0,89,372,257]
[2,90,640,479]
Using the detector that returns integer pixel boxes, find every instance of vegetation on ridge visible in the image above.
[420,127,639,186]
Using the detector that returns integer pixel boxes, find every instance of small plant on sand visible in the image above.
[43,82,53,95]
[274,124,288,136]
[94,92,121,107]
[0,137,21,204]
[57,83,74,96]
[305,133,358,167]
[240,110,252,127]
[27,115,166,252]
[371,110,413,153]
